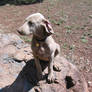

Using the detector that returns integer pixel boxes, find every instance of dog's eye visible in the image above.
[28,21,35,27]
[28,21,33,26]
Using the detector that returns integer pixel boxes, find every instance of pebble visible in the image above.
[88,81,92,87]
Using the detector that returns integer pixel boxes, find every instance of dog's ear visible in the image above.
[42,19,54,34]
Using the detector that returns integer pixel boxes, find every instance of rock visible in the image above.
[88,81,92,87]
[0,33,33,62]
[5,4,10,6]
[0,58,25,88]
[13,46,33,61]
[0,56,89,92]
[0,33,32,88]
[0,33,89,92]
[89,15,92,18]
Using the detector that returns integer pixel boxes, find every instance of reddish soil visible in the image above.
[0,0,92,91]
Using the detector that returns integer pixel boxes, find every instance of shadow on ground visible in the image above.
[0,0,43,6]
[0,59,48,92]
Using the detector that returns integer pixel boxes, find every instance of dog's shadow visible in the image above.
[0,59,48,92]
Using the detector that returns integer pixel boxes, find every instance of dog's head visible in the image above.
[18,13,54,39]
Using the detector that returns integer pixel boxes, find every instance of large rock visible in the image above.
[0,33,33,61]
[0,33,33,88]
[0,33,89,92]
[0,57,89,92]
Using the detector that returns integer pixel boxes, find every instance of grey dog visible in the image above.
[18,13,60,82]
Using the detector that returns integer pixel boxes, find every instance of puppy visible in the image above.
[18,13,60,82]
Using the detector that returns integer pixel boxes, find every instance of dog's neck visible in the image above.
[33,35,47,42]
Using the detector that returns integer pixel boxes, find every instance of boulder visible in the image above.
[0,33,89,92]
[0,56,89,92]
[0,33,33,61]
[0,33,33,88]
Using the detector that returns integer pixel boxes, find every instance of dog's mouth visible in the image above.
[17,29,24,35]
[17,29,32,36]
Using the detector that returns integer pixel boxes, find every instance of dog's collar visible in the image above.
[36,43,40,47]
[35,38,46,47]
[35,37,46,42]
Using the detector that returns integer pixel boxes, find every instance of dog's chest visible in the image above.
[32,42,50,59]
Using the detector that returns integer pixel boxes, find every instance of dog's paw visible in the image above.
[53,62,61,72]
[47,73,55,83]
[37,80,43,86]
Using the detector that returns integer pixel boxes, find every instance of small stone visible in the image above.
[89,15,92,18]
[5,4,10,6]
[88,81,92,87]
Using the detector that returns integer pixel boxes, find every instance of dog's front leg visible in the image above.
[48,52,55,82]
[34,57,42,80]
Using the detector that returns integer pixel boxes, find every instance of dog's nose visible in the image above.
[17,27,23,34]
[17,29,21,34]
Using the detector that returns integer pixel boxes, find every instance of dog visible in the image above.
[18,13,60,82]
